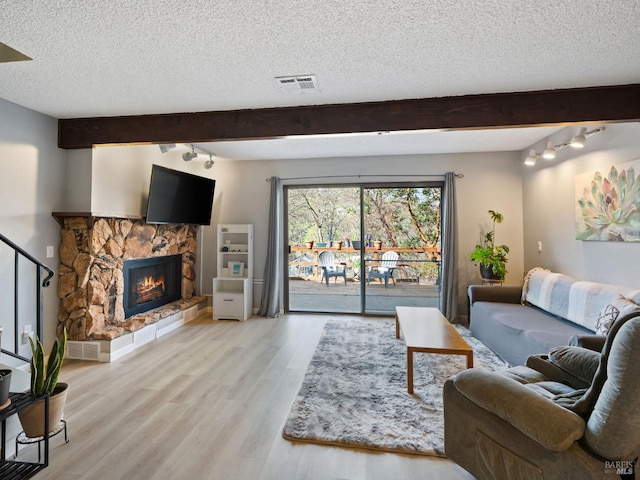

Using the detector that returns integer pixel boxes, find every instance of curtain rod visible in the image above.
[266,173,463,182]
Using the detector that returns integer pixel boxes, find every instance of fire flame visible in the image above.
[141,275,165,291]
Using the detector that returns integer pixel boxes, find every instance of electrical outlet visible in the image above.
[46,245,54,258]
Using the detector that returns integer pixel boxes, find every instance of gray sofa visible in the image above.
[468,269,640,366]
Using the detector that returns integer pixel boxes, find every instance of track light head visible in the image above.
[182,145,197,161]
[524,149,537,166]
[570,127,587,148]
[542,141,556,160]
[159,143,176,154]
[204,153,215,169]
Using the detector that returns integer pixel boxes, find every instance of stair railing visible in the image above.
[0,233,54,363]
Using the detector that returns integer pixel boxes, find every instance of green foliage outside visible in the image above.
[287,186,441,280]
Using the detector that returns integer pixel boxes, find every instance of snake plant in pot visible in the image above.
[470,210,509,281]
[18,329,68,438]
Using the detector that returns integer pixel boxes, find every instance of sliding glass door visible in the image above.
[286,186,362,313]
[285,183,442,315]
[362,186,441,314]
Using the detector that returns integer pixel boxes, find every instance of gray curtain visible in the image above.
[440,172,459,322]
[257,177,282,317]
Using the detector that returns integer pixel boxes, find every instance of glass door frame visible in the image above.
[283,180,443,315]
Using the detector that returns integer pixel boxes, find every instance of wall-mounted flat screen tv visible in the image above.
[145,165,215,225]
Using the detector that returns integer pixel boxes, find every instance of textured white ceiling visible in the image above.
[1,0,638,159]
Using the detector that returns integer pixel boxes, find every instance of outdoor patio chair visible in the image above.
[367,251,399,288]
[318,251,347,286]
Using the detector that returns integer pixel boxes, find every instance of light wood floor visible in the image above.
[21,312,473,480]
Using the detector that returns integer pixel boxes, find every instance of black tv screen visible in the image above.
[145,165,215,225]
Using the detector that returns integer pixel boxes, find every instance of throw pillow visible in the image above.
[549,346,600,385]
[595,304,620,336]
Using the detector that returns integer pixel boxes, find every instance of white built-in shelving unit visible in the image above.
[212,224,253,321]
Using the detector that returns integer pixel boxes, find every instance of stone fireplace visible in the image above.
[55,215,204,342]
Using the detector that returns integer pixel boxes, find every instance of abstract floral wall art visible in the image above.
[575,159,640,241]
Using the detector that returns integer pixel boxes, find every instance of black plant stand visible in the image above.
[16,420,68,462]
[0,392,50,479]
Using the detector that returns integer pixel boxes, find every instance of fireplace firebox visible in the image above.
[123,254,182,318]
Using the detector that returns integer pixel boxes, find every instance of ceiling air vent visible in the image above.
[275,75,319,94]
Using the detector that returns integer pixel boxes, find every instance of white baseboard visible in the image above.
[67,305,202,363]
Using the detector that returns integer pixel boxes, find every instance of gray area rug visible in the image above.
[282,317,507,456]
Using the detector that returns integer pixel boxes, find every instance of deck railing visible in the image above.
[289,245,441,281]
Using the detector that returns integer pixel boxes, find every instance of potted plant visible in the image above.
[0,369,11,408]
[18,329,68,438]
[470,210,509,281]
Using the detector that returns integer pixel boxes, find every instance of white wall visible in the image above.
[64,149,92,211]
[522,123,640,288]
[0,98,66,353]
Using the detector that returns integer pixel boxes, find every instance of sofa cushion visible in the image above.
[470,302,592,366]
[454,368,585,452]
[548,346,600,385]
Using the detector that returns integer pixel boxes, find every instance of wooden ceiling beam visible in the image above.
[58,84,640,149]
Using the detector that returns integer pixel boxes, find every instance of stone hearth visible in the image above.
[56,215,201,341]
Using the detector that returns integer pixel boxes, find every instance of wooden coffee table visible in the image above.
[395,306,473,393]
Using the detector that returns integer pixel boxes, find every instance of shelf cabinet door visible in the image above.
[214,293,244,318]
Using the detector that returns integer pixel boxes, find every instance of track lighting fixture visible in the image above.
[523,126,605,166]
[569,127,587,148]
[524,149,537,166]
[159,143,176,153]
[161,143,218,169]
[542,141,556,160]
[182,144,198,162]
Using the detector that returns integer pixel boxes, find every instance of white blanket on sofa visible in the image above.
[524,270,640,332]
